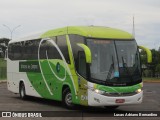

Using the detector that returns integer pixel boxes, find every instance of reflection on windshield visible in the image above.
[87,39,141,85]
[87,39,118,81]
[116,41,141,77]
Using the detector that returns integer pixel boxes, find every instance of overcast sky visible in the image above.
[0,0,159,49]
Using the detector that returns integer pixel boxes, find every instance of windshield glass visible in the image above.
[87,39,118,81]
[86,39,141,86]
[115,40,141,80]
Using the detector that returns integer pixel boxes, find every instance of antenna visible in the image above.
[132,15,135,38]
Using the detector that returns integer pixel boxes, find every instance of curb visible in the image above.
[0,80,7,83]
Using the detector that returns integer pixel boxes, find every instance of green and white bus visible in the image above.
[7,26,152,109]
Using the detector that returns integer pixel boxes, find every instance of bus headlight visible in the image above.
[136,89,142,93]
[87,86,105,95]
[94,89,105,95]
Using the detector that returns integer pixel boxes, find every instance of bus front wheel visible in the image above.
[62,87,74,109]
[19,82,27,99]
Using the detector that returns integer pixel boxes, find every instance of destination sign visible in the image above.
[19,61,40,72]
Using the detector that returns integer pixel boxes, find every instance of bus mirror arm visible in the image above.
[77,43,92,63]
[138,45,152,63]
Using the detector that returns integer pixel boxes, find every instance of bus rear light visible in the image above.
[115,99,125,103]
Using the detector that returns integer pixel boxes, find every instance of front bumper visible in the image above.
[88,89,143,106]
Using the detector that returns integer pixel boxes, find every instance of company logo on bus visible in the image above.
[56,62,60,73]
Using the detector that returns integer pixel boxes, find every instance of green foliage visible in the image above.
[143,77,160,81]
[0,58,6,80]
[156,64,160,73]
[140,50,147,65]
[140,49,160,77]
[0,58,6,67]
[0,38,10,58]
[142,69,152,77]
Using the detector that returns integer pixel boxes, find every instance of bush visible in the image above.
[142,69,152,77]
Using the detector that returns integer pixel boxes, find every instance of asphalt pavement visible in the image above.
[0,82,159,120]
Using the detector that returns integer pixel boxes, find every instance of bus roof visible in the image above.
[41,26,133,39]
[10,26,134,43]
[10,32,42,44]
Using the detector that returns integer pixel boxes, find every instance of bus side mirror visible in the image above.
[77,43,92,63]
[138,46,152,63]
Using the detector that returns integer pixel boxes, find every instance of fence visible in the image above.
[0,67,7,79]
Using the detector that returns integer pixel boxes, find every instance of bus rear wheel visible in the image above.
[62,87,74,109]
[19,82,27,99]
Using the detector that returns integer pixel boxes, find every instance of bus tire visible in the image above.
[104,106,119,109]
[19,82,27,100]
[62,87,74,109]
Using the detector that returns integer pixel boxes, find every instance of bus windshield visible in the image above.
[87,39,141,86]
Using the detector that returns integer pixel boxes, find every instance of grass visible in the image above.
[143,77,160,82]
[0,78,6,80]
[0,58,6,67]
[0,58,7,80]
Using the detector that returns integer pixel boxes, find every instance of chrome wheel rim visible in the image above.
[65,93,72,106]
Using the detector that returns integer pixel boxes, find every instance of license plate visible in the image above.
[115,99,125,103]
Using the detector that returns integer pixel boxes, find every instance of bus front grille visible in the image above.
[103,92,137,97]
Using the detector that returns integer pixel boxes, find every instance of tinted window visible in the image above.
[24,40,40,60]
[57,35,70,63]
[69,34,85,70]
[8,42,23,60]
[8,39,40,60]
[8,36,71,62]
[77,51,87,78]
[39,37,61,60]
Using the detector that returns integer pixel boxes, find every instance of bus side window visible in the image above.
[42,37,61,60]
[57,35,70,64]
[40,41,47,59]
[8,44,14,60]
[69,34,85,72]
[13,44,21,60]
[77,51,87,78]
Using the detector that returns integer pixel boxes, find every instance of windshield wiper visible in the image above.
[122,56,126,67]
[106,56,114,80]
[121,57,133,81]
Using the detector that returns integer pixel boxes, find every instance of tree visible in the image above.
[149,49,160,77]
[0,38,10,58]
[140,49,160,77]
[156,64,160,74]
[140,50,147,65]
